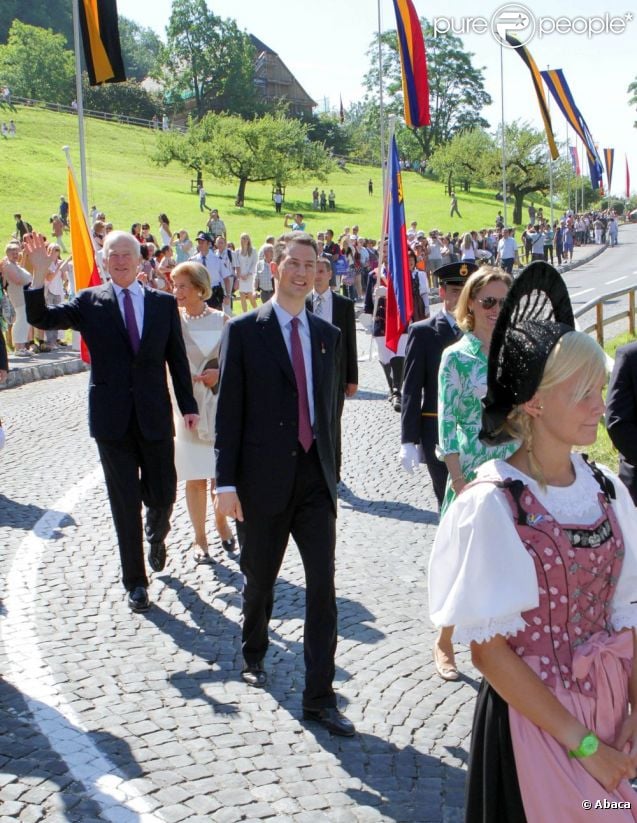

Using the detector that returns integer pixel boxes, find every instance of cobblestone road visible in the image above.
[0,324,477,823]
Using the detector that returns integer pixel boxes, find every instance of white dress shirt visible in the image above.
[112,279,145,333]
[311,288,333,323]
[189,251,225,289]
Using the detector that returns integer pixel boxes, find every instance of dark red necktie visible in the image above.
[290,317,313,452]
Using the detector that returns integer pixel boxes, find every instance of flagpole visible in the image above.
[71,0,89,211]
[545,65,554,226]
[499,43,507,227]
[566,125,571,213]
[377,0,386,190]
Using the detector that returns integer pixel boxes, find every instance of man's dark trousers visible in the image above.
[240,444,337,709]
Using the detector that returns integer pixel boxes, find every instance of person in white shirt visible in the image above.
[237,233,258,312]
[496,228,517,274]
[214,236,237,315]
[189,232,227,311]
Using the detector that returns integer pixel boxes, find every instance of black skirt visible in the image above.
[465,679,527,823]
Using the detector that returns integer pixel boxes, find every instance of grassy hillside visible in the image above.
[1,105,514,244]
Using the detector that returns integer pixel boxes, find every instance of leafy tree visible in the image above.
[479,122,554,225]
[0,21,74,104]
[301,112,351,156]
[82,77,162,120]
[118,17,162,82]
[364,22,491,159]
[429,129,495,193]
[0,1,72,47]
[153,112,334,203]
[343,100,382,164]
[155,0,258,119]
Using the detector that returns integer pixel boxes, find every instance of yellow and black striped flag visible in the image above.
[79,0,126,86]
[505,33,559,161]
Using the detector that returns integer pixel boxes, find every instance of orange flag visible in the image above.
[67,166,101,362]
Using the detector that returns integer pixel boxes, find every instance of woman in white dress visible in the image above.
[237,233,258,313]
[172,262,236,564]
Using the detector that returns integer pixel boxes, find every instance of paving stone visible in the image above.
[0,343,482,822]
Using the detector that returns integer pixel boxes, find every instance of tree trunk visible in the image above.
[236,177,247,207]
[512,192,524,226]
[447,171,453,197]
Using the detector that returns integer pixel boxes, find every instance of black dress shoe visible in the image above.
[241,663,267,687]
[302,707,355,737]
[127,586,150,612]
[148,542,166,572]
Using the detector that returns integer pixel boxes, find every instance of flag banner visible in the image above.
[385,135,413,353]
[79,0,126,86]
[67,165,101,362]
[569,145,580,176]
[627,155,631,199]
[506,34,559,161]
[540,68,603,188]
[603,148,614,193]
[393,0,430,127]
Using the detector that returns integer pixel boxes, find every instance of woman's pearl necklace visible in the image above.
[183,304,208,320]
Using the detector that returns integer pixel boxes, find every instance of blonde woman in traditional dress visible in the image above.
[172,262,236,563]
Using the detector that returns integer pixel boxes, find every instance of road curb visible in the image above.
[1,353,88,391]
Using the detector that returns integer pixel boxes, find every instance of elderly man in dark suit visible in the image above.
[606,341,637,505]
[25,231,198,612]
[215,231,354,737]
[306,254,358,480]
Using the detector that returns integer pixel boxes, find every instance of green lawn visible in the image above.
[1,105,516,245]
[586,332,636,472]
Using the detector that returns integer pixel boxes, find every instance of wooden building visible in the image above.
[250,35,316,117]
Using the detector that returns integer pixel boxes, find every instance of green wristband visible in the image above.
[568,731,599,759]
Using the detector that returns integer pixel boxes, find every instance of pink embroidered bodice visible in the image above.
[498,480,626,696]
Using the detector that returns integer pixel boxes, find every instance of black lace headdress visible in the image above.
[480,261,575,445]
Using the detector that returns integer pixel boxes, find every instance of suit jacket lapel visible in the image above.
[436,312,457,343]
[102,283,129,345]
[256,302,296,387]
[308,313,324,394]
[139,287,155,350]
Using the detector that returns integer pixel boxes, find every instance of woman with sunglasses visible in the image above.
[434,267,517,681]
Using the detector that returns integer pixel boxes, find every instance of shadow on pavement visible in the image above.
[338,483,440,524]
[0,676,145,822]
[0,495,52,530]
[310,728,467,821]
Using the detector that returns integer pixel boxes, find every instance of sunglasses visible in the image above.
[476,296,506,309]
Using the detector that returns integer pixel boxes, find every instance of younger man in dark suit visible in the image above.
[307,255,358,479]
[25,232,198,612]
[215,232,354,736]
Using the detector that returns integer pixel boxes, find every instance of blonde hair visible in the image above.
[172,261,212,301]
[240,233,253,256]
[455,267,512,331]
[503,331,607,486]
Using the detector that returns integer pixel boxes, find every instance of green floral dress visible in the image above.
[438,332,518,515]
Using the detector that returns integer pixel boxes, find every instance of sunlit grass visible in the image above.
[1,104,521,245]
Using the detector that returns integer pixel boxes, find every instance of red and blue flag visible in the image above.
[385,135,413,353]
[392,0,430,128]
[569,146,580,176]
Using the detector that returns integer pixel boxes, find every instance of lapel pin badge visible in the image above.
[320,341,326,354]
